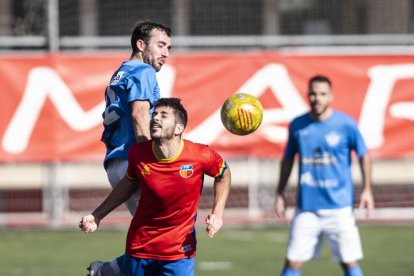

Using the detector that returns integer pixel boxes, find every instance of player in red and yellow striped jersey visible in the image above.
[80,98,231,276]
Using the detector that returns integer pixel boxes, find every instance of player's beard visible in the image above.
[311,102,328,117]
[142,55,161,72]
[151,127,175,142]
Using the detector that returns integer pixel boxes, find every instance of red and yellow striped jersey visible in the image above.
[125,139,227,260]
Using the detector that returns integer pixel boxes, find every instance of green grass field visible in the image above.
[1,224,413,275]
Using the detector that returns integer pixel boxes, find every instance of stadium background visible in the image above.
[1,0,414,229]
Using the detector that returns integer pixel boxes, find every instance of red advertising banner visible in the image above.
[1,52,414,162]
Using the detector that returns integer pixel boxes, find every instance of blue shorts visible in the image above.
[116,254,194,276]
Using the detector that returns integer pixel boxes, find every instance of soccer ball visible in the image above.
[220,93,263,135]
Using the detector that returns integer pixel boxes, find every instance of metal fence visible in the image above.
[1,0,414,51]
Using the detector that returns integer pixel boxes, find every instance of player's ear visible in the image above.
[175,123,184,136]
[136,39,145,52]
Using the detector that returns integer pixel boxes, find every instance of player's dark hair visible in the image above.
[130,21,171,55]
[308,75,332,91]
[154,98,188,128]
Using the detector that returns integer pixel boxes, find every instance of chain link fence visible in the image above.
[1,0,413,51]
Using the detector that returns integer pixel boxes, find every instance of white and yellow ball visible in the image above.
[220,93,263,136]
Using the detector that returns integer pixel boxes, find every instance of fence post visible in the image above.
[46,0,59,52]
[247,157,261,216]
[43,162,67,228]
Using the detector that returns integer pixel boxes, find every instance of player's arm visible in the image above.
[275,156,295,219]
[358,153,374,218]
[79,176,139,233]
[131,100,151,143]
[206,168,231,238]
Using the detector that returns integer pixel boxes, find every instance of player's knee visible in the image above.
[285,259,303,270]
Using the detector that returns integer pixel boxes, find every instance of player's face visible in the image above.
[150,106,179,141]
[308,81,332,118]
[141,29,171,72]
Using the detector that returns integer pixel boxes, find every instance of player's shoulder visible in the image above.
[332,110,358,126]
[183,140,214,156]
[292,112,310,122]
[183,139,209,150]
[110,63,156,91]
[182,140,223,166]
[290,112,311,128]
[129,61,155,73]
[117,60,155,78]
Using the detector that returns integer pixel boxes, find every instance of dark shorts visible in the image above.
[116,254,195,276]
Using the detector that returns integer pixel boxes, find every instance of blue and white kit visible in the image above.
[285,110,367,210]
[101,60,160,168]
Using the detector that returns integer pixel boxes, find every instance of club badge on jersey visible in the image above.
[180,165,194,178]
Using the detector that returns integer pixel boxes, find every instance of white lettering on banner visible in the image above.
[359,64,414,148]
[2,67,105,154]
[3,62,413,155]
[1,65,175,154]
[185,64,308,144]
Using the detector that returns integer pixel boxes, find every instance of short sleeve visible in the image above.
[348,121,368,157]
[127,67,158,103]
[203,146,227,178]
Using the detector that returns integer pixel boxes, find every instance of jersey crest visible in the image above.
[325,131,341,147]
[179,164,194,178]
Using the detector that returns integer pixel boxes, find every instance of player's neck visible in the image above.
[152,138,183,160]
[130,53,144,62]
[310,108,333,121]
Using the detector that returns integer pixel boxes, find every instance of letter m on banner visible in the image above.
[2,67,104,154]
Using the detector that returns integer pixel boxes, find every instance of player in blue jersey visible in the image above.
[275,75,374,276]
[101,21,171,216]
[88,21,171,276]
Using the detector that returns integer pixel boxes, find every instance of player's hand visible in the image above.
[275,194,286,219]
[79,214,99,233]
[205,214,223,238]
[359,188,374,218]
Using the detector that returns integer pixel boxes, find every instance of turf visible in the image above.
[0,225,413,275]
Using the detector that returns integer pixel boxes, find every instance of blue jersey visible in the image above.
[285,110,367,210]
[101,60,160,167]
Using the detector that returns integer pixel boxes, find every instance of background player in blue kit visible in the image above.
[101,20,171,215]
[275,75,375,276]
